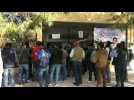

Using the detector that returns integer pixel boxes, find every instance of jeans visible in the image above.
[87,62,97,81]
[105,61,111,81]
[73,61,82,85]
[3,67,15,87]
[50,64,62,84]
[29,60,33,80]
[38,66,49,87]
[67,60,74,77]
[115,65,126,87]
[33,62,39,81]
[105,67,111,81]
[19,64,29,83]
[61,64,68,80]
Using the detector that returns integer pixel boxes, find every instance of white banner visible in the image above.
[94,28,126,42]
[52,34,60,39]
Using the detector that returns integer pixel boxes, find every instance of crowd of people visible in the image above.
[0,37,132,87]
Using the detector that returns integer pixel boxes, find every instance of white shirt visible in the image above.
[130,45,134,54]
[0,49,3,73]
[70,48,85,59]
[109,43,118,58]
[106,47,110,54]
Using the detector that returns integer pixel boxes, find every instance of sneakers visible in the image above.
[55,84,60,87]
[48,83,53,87]
[16,84,23,87]
[88,80,92,83]
[73,82,80,86]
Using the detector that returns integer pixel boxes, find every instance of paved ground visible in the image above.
[15,70,134,87]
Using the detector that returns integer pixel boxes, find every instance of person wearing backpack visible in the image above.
[87,43,97,82]
[70,41,85,86]
[2,43,18,87]
[38,43,50,87]
[95,42,108,87]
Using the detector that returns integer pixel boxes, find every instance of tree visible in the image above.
[0,12,66,42]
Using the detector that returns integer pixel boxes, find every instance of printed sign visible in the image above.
[78,31,83,38]
[52,34,60,39]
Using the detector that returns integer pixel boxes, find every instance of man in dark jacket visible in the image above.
[112,42,128,87]
[2,43,18,87]
[50,45,63,86]
[19,43,30,84]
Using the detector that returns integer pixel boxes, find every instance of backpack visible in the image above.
[90,50,97,63]
[96,49,108,68]
[32,46,39,63]
[38,49,50,67]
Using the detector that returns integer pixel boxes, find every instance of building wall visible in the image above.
[43,21,127,43]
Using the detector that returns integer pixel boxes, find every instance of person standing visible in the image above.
[109,37,118,60]
[2,43,18,87]
[50,45,63,86]
[95,42,108,87]
[19,43,30,84]
[38,43,50,87]
[61,46,68,81]
[86,44,97,82]
[105,41,112,83]
[0,41,3,87]
[28,42,33,81]
[112,42,128,87]
[70,41,85,86]
[121,42,128,82]
[31,41,41,81]
[66,43,73,78]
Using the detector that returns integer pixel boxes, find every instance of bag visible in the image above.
[96,49,108,68]
[90,50,97,63]
[38,49,50,67]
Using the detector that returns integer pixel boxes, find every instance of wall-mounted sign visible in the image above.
[52,34,60,39]
[78,31,83,38]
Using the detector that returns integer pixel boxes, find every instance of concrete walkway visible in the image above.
[15,70,134,87]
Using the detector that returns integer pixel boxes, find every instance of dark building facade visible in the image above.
[42,21,127,46]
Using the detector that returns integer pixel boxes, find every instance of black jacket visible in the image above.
[112,49,128,68]
[52,48,63,64]
[2,48,18,68]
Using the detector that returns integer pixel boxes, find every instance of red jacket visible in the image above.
[32,45,39,63]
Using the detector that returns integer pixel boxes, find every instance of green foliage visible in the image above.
[0,12,66,42]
